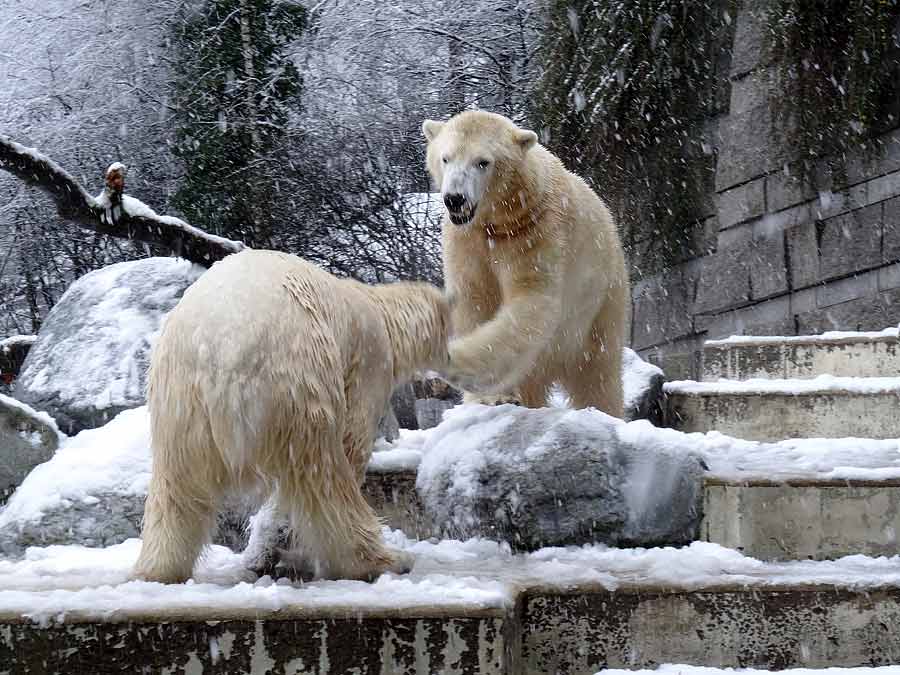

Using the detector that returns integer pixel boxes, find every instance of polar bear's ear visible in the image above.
[422,119,445,142]
[513,128,538,151]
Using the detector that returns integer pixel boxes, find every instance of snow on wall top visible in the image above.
[665,375,900,395]
[706,326,900,346]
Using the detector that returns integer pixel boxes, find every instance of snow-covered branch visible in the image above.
[0,135,245,267]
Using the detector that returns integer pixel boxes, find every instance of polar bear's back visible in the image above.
[147,249,385,475]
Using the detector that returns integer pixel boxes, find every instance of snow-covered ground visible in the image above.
[5,531,900,625]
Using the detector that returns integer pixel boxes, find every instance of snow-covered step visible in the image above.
[702,327,900,381]
[372,468,900,563]
[703,477,900,561]
[664,377,900,441]
[4,539,900,673]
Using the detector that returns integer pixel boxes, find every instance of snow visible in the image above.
[112,194,245,253]
[600,668,900,675]
[17,257,204,420]
[617,419,900,482]
[0,334,36,352]
[369,429,429,472]
[0,393,64,442]
[706,326,899,346]
[665,375,900,395]
[622,347,664,411]
[5,532,900,625]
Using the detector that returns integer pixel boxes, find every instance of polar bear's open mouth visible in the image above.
[448,204,477,226]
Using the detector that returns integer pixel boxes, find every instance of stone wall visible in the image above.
[632,2,900,380]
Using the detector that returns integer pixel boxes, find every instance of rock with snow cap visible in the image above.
[0,394,63,505]
[622,347,666,424]
[416,404,705,550]
[14,257,205,434]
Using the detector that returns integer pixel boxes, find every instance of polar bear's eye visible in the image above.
[442,156,449,164]
[477,159,491,170]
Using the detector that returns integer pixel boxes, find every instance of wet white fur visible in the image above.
[423,111,629,416]
[133,250,450,583]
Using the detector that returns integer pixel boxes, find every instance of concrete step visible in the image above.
[702,327,900,381]
[4,535,900,674]
[702,477,900,561]
[367,466,900,563]
[10,583,899,673]
[663,377,900,441]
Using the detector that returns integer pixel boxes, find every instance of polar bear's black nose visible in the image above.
[444,193,466,211]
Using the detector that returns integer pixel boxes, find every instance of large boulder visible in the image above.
[416,404,705,550]
[14,258,204,434]
[0,394,63,505]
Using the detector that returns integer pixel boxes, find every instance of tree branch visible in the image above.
[0,135,246,267]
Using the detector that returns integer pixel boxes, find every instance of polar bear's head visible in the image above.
[422,110,538,227]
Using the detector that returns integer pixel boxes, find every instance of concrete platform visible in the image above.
[664,381,900,441]
[0,607,517,674]
[702,478,900,561]
[5,582,900,674]
[523,585,900,674]
[702,330,900,381]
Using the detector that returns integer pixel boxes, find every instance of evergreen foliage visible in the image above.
[767,0,900,184]
[169,0,307,247]
[532,1,733,270]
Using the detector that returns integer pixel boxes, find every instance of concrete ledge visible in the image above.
[665,388,900,441]
[703,331,900,380]
[7,582,900,674]
[0,610,519,675]
[703,479,900,560]
[523,587,900,674]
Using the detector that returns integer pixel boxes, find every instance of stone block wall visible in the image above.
[633,1,900,380]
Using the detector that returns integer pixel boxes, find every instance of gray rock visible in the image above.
[390,382,418,430]
[0,394,62,505]
[0,493,145,557]
[415,398,456,430]
[14,258,204,435]
[416,405,705,550]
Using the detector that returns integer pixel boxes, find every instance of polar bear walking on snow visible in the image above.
[423,110,630,416]
[133,250,450,583]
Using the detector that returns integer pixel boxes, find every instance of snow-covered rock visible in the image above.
[623,347,665,423]
[0,394,63,504]
[416,404,706,550]
[0,407,149,556]
[14,258,205,434]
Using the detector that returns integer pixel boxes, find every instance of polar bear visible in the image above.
[422,110,629,416]
[133,250,450,583]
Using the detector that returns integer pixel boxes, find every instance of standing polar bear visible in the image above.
[133,250,450,583]
[423,110,630,416]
